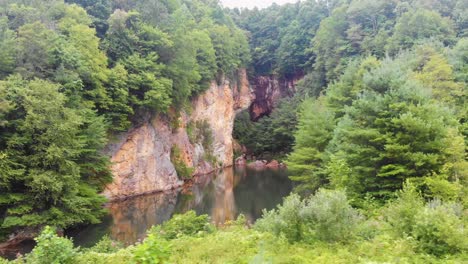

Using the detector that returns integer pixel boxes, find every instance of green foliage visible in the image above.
[133,233,171,264]
[256,189,362,243]
[2,207,467,263]
[168,224,264,264]
[0,18,15,78]
[170,146,193,179]
[255,193,304,242]
[383,184,467,256]
[26,226,76,264]
[412,201,467,255]
[151,210,213,240]
[73,249,134,264]
[230,0,325,75]
[233,97,299,158]
[121,53,172,112]
[387,9,456,55]
[87,235,122,254]
[0,77,109,235]
[286,97,334,193]
[287,49,466,203]
[194,120,213,151]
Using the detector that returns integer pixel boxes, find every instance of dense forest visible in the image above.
[1,0,467,263]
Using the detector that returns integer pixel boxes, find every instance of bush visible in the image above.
[133,233,171,264]
[383,184,467,256]
[300,189,362,242]
[151,211,213,240]
[168,225,264,264]
[383,184,425,236]
[74,249,134,264]
[26,226,76,264]
[255,193,304,242]
[87,235,122,254]
[412,201,467,256]
[255,189,362,243]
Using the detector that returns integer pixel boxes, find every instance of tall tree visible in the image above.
[0,77,110,235]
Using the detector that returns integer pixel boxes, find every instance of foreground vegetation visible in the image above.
[1,187,466,263]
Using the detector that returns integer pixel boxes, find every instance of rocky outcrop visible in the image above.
[103,70,253,200]
[234,154,247,166]
[249,73,303,121]
[246,159,286,170]
[247,160,268,169]
[266,160,280,169]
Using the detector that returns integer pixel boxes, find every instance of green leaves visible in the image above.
[288,50,466,204]
[26,226,77,264]
[0,77,109,234]
[255,190,362,243]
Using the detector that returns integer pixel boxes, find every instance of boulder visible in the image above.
[247,160,267,169]
[266,160,280,169]
[235,155,247,166]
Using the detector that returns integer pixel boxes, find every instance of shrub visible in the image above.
[300,189,362,242]
[74,249,134,264]
[133,233,171,264]
[412,201,467,256]
[87,235,122,254]
[26,226,76,264]
[255,193,304,242]
[255,190,362,243]
[151,211,213,240]
[168,225,263,264]
[383,183,425,236]
[383,184,467,256]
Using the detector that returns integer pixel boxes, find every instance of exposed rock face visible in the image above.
[249,73,303,121]
[103,70,253,200]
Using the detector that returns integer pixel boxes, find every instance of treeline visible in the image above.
[231,0,465,80]
[0,0,250,238]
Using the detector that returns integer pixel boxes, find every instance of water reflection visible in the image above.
[70,167,291,247]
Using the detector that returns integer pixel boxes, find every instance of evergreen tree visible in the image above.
[287,97,335,193]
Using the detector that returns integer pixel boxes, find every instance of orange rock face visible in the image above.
[103,70,253,200]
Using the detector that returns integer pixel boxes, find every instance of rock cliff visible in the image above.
[249,73,303,121]
[103,70,253,200]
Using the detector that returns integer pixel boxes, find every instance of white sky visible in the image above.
[221,0,299,9]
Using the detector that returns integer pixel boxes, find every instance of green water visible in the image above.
[69,166,292,247]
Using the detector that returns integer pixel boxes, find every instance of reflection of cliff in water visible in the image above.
[211,168,237,225]
[70,190,178,247]
[107,191,178,243]
[70,167,292,247]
